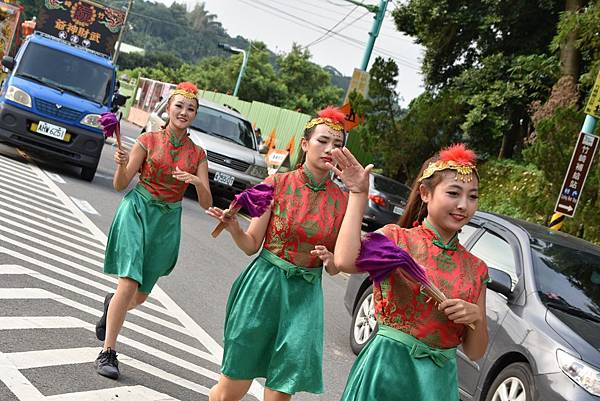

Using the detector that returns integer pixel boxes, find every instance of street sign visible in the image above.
[339,102,364,132]
[36,0,125,57]
[554,131,599,217]
[584,71,600,119]
[266,149,289,175]
[343,68,370,104]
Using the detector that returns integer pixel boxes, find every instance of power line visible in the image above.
[307,10,370,48]
[236,0,419,70]
[305,5,359,48]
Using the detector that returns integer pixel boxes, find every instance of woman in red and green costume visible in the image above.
[331,144,489,401]
[206,107,348,401]
[94,82,212,380]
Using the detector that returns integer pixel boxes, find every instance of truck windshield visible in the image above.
[16,42,112,105]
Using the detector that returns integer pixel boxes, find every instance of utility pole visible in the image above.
[343,0,389,70]
[113,0,134,64]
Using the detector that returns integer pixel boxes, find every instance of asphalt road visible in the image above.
[0,121,357,401]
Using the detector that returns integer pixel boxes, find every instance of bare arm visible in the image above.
[328,148,373,273]
[206,206,271,255]
[113,143,146,191]
[333,192,367,273]
[192,161,212,209]
[440,290,488,361]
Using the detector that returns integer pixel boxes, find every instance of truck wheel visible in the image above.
[81,166,97,182]
[484,362,534,401]
[350,286,377,355]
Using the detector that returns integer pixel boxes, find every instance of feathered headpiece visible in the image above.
[170,81,199,101]
[419,143,478,183]
[304,106,345,132]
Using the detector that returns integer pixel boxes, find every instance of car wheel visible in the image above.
[80,165,96,182]
[350,286,377,355]
[484,362,534,401]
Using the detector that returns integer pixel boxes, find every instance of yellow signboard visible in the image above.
[585,71,600,119]
[344,68,370,104]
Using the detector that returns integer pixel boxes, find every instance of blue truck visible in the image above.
[0,1,125,181]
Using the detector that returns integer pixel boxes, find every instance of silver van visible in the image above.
[144,98,268,198]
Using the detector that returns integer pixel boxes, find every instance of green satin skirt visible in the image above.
[221,249,324,395]
[104,185,182,294]
[341,325,459,401]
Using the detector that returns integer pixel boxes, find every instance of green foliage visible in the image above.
[552,2,600,87]
[393,0,562,88]
[479,159,553,224]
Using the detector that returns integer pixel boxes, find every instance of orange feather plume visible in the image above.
[318,106,345,124]
[439,143,476,165]
[176,81,198,95]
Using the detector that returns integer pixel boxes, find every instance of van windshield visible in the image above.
[16,42,113,105]
[191,106,255,150]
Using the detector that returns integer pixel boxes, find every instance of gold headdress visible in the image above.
[304,106,345,132]
[419,144,478,183]
[170,81,199,101]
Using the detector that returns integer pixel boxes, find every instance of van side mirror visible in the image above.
[2,56,15,71]
[258,144,268,154]
[487,267,513,298]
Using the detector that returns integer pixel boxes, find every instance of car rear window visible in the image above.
[373,175,410,198]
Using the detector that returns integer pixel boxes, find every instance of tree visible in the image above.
[278,44,343,114]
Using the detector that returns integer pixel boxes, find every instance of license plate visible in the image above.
[393,205,403,215]
[35,121,67,140]
[214,171,234,186]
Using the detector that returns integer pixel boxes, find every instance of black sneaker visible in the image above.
[95,348,119,379]
[95,293,114,341]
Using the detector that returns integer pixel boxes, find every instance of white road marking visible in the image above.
[45,173,66,184]
[46,386,179,401]
[70,197,100,215]
[0,351,45,401]
[0,152,265,400]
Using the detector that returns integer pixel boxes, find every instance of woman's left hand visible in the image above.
[438,298,483,326]
[311,245,339,275]
[172,167,201,185]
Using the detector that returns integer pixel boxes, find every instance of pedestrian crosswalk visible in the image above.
[0,153,263,400]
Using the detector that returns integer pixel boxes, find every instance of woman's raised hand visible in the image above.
[327,147,373,194]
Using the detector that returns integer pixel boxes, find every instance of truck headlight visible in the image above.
[80,114,102,128]
[247,164,268,179]
[557,349,600,396]
[6,85,32,107]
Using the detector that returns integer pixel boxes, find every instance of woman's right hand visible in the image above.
[328,147,373,194]
[206,207,240,232]
[114,148,129,167]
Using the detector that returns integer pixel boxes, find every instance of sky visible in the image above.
[158,0,424,106]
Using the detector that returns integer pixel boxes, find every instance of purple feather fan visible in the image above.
[356,232,431,285]
[356,232,476,330]
[231,183,274,218]
[211,183,274,237]
[99,112,121,148]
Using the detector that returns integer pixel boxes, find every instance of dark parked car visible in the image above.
[344,211,600,401]
[362,173,410,231]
